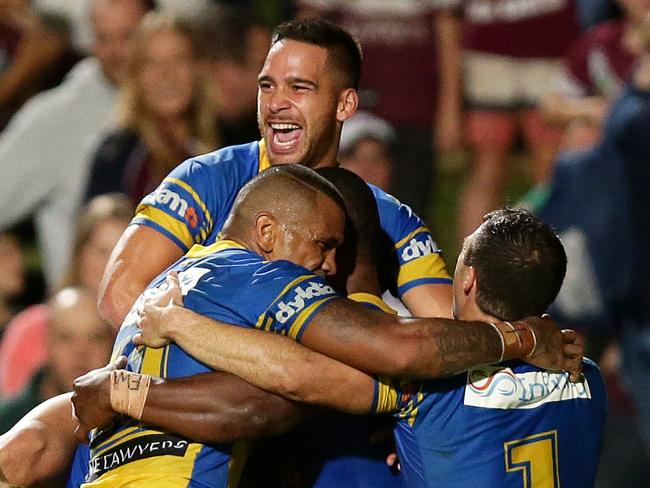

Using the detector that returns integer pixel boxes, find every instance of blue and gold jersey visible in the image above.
[81,240,340,487]
[374,359,606,488]
[274,294,401,488]
[132,140,451,296]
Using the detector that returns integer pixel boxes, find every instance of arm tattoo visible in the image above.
[433,321,502,376]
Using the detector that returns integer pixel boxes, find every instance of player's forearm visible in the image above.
[0,394,77,486]
[162,310,375,414]
[302,309,503,378]
[401,283,453,318]
[139,372,309,443]
[392,318,505,377]
[299,300,552,378]
[162,300,503,380]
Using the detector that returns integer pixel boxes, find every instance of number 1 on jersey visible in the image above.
[504,430,560,488]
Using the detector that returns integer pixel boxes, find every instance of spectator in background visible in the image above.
[85,11,219,206]
[297,0,448,221]
[0,0,151,290]
[0,287,114,434]
[542,0,648,152]
[0,232,24,338]
[338,110,394,193]
[0,0,78,129]
[0,194,132,399]
[538,13,650,484]
[195,6,270,146]
[440,1,582,242]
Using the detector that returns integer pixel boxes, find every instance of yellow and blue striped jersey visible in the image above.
[373,359,607,488]
[132,140,451,296]
[266,294,402,488]
[81,241,341,487]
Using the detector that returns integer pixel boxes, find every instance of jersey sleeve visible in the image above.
[370,185,452,296]
[180,256,341,342]
[255,265,342,341]
[372,375,426,420]
[132,159,220,252]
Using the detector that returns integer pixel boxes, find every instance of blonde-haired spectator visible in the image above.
[85,11,220,204]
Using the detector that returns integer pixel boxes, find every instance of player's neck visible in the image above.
[345,263,381,297]
[219,229,256,255]
[459,301,499,324]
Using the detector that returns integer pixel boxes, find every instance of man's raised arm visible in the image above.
[98,225,184,327]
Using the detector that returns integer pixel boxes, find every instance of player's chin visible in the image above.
[268,147,307,166]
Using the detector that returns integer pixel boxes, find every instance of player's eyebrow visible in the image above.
[286,77,318,89]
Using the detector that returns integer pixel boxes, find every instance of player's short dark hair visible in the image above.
[271,18,362,90]
[316,167,380,264]
[258,164,346,213]
[464,208,567,321]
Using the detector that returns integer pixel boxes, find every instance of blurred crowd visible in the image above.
[0,0,648,486]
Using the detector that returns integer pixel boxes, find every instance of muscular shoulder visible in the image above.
[174,141,261,182]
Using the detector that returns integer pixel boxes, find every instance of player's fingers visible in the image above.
[110,356,128,370]
[386,453,397,467]
[166,272,183,304]
[561,329,577,343]
[566,358,584,383]
[563,343,583,358]
[132,333,144,346]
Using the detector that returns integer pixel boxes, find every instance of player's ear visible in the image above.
[336,88,358,123]
[463,266,476,296]
[254,212,277,253]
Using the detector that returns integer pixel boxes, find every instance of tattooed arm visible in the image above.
[137,289,581,381]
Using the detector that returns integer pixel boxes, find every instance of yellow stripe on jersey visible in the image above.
[287,296,337,339]
[258,139,271,172]
[256,315,274,332]
[397,253,451,289]
[82,442,204,487]
[398,389,425,427]
[91,426,142,457]
[393,226,430,249]
[166,177,215,231]
[135,207,195,250]
[348,293,397,315]
[140,345,167,377]
[185,239,246,259]
[374,376,400,414]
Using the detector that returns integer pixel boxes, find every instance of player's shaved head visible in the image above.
[222,165,346,242]
[315,167,383,294]
[316,167,380,261]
